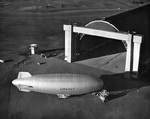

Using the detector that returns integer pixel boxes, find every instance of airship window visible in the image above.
[29,86,33,88]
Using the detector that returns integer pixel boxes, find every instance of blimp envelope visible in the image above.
[12,72,104,98]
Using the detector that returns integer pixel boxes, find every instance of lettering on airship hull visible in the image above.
[60,88,75,90]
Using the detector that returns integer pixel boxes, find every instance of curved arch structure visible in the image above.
[85,20,119,31]
[86,20,127,48]
[76,20,126,58]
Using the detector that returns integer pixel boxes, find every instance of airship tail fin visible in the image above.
[17,72,32,78]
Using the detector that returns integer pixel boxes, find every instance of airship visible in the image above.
[12,72,103,99]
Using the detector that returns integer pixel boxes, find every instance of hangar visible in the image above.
[64,4,150,79]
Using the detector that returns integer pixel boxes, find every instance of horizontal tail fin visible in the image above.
[17,72,32,78]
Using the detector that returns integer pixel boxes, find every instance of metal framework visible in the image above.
[63,24,142,78]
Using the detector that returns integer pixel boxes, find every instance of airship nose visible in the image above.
[12,79,19,86]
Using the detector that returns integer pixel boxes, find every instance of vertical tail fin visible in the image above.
[17,72,32,78]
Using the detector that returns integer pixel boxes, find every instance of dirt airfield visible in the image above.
[0,0,150,119]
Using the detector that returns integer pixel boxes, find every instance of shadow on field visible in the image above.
[100,73,150,101]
